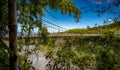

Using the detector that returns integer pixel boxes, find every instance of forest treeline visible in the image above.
[62,21,120,34]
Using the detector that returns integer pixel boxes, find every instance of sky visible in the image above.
[18,0,119,33]
[42,0,119,29]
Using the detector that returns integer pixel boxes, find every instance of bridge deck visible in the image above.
[18,34,100,39]
[49,34,100,37]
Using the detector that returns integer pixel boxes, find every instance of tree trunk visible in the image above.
[8,0,18,70]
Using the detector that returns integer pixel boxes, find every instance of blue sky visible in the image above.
[42,0,119,29]
[18,0,119,33]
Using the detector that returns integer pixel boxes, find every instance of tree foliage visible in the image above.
[64,21,120,34]
[0,0,80,69]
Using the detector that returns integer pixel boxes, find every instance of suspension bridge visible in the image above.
[42,19,67,33]
[18,19,101,39]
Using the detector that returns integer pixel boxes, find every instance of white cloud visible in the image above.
[108,18,113,22]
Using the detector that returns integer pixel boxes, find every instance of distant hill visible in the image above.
[62,21,120,34]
